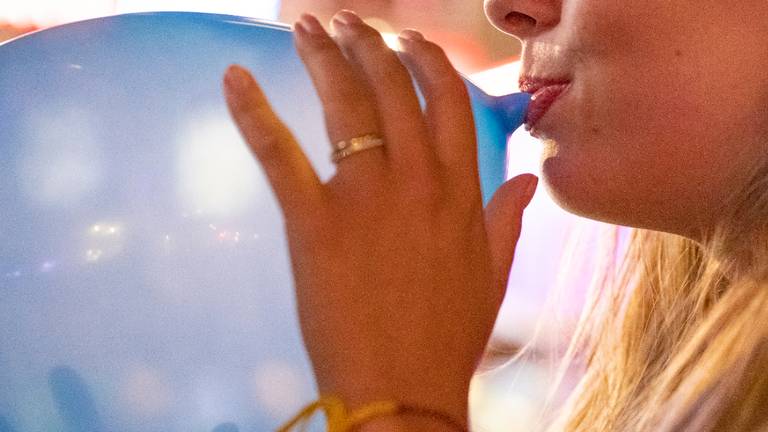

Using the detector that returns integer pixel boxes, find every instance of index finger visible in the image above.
[223,65,325,224]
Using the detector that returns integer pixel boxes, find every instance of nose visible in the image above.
[483,0,561,40]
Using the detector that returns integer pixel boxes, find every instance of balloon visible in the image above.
[0,12,530,431]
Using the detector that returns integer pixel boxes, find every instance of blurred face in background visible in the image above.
[279,0,522,73]
[485,0,768,242]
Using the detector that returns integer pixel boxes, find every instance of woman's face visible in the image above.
[484,0,768,241]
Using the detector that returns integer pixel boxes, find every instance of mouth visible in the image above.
[519,76,572,136]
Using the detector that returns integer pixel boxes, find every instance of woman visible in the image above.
[222,0,768,430]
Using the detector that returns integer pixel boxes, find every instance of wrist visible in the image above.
[330,388,469,424]
[340,391,470,432]
[315,368,472,430]
[276,392,470,432]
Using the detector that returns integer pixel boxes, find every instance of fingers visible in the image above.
[328,11,437,177]
[395,31,480,195]
[223,65,324,223]
[293,14,387,178]
[484,174,538,292]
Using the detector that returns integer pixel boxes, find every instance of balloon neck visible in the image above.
[494,92,532,136]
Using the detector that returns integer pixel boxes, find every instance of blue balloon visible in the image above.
[0,12,529,431]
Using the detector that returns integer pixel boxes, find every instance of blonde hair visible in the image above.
[528,157,768,431]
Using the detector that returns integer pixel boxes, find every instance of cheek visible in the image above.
[542,72,767,234]
[540,41,742,227]
[543,0,768,231]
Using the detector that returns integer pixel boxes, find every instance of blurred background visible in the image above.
[0,2,620,431]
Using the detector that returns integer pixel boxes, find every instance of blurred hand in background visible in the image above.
[0,22,38,43]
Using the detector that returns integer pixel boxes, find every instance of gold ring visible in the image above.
[331,134,385,163]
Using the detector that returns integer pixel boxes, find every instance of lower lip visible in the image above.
[524,83,571,135]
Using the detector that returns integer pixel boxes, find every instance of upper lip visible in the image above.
[518,75,572,93]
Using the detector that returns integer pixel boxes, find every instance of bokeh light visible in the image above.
[176,113,266,218]
[18,106,105,208]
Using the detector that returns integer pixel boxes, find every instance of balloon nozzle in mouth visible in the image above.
[460,77,531,136]
[495,92,532,135]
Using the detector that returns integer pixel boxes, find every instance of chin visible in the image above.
[539,149,630,227]
[540,153,701,239]
[540,154,589,216]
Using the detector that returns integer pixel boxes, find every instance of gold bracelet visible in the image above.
[386,403,468,432]
[276,394,468,432]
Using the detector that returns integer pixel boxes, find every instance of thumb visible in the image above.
[484,174,538,292]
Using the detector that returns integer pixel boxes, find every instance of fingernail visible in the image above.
[333,9,363,26]
[297,13,325,35]
[398,29,425,42]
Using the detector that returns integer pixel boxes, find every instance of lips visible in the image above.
[519,77,571,134]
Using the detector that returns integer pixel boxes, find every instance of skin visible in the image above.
[223,1,768,430]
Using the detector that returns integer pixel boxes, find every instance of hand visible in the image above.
[223,9,538,426]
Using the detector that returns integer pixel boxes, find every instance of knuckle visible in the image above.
[421,44,465,83]
[383,51,413,77]
[335,28,415,94]
[249,131,284,163]
[337,27,392,62]
[322,86,378,121]
[256,144,282,167]
[421,40,450,58]
[403,45,469,100]
[341,23,383,45]
[313,35,344,54]
[324,95,374,124]
[297,29,337,51]
[431,67,467,93]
